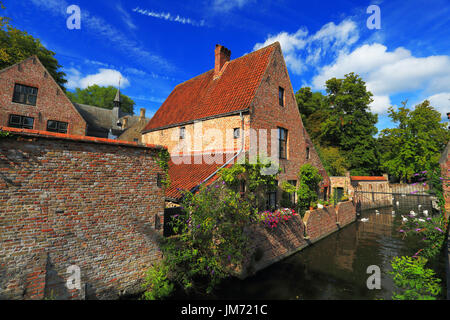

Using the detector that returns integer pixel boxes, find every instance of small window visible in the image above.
[266,180,278,210]
[180,127,185,139]
[278,87,284,106]
[47,120,68,134]
[133,138,139,143]
[233,128,240,139]
[278,127,288,159]
[8,114,34,129]
[240,180,246,195]
[288,180,297,204]
[12,84,38,106]
[306,147,310,160]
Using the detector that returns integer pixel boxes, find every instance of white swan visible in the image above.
[360,218,369,222]
[423,210,428,216]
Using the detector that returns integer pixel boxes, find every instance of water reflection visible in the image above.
[205,205,432,300]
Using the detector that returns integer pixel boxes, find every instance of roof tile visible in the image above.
[143,43,278,132]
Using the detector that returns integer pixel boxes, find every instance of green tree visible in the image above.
[322,73,380,175]
[379,100,449,182]
[296,164,323,214]
[0,6,67,88]
[316,145,347,176]
[67,85,136,114]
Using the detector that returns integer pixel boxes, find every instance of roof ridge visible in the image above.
[173,42,279,89]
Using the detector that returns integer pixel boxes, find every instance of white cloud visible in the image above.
[117,2,137,30]
[424,92,450,118]
[66,68,130,90]
[212,0,254,12]
[132,7,205,27]
[311,43,450,114]
[370,95,392,114]
[253,19,359,75]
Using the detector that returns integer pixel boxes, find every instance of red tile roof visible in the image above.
[351,176,387,181]
[143,43,278,132]
[0,126,166,150]
[166,152,237,200]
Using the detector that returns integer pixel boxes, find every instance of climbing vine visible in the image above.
[155,148,171,188]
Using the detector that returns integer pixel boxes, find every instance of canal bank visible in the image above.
[174,203,443,300]
[240,201,356,278]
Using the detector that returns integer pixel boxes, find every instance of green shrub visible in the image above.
[142,262,174,300]
[390,256,441,300]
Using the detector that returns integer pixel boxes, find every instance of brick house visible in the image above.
[0,56,87,135]
[142,42,330,206]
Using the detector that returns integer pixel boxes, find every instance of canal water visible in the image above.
[187,202,445,300]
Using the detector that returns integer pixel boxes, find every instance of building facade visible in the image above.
[0,56,87,135]
[142,42,330,205]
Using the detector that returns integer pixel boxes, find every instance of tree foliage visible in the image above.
[379,100,449,182]
[296,73,380,176]
[323,73,379,175]
[0,6,67,88]
[66,85,136,114]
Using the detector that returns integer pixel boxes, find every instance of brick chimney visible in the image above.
[139,108,146,121]
[215,44,231,76]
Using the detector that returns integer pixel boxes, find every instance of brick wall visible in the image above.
[242,201,356,277]
[0,56,87,136]
[249,43,330,193]
[0,131,165,299]
[143,114,251,155]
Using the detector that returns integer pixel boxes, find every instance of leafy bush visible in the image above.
[390,256,441,300]
[142,262,174,300]
[297,164,323,213]
[163,183,256,294]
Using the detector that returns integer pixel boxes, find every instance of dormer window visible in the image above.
[278,87,284,107]
[180,126,186,139]
[13,84,38,106]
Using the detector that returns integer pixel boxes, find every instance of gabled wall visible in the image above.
[249,43,330,190]
[0,57,86,135]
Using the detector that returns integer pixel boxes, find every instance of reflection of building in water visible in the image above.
[357,212,395,237]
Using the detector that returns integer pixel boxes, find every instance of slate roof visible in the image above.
[73,103,143,138]
[143,42,278,132]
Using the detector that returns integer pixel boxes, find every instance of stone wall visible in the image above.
[243,201,356,277]
[0,130,165,300]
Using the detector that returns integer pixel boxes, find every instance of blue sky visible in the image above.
[4,0,450,132]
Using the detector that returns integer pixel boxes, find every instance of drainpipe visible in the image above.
[194,111,245,190]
